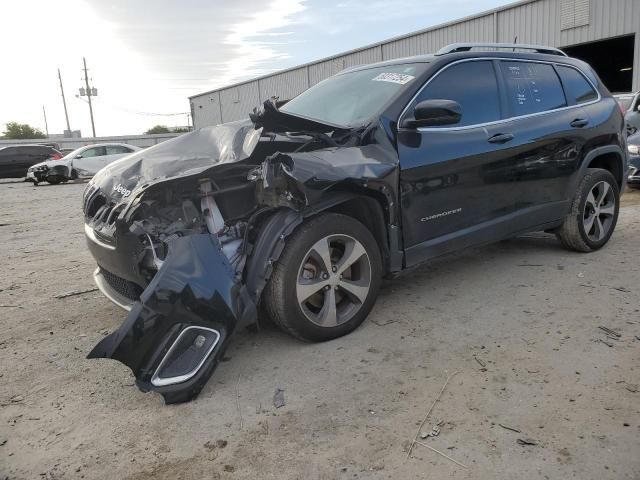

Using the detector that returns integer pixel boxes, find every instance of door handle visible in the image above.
[488,133,514,144]
[570,118,589,128]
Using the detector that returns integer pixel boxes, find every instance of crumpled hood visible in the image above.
[90,120,262,197]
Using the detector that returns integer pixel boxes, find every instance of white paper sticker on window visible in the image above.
[372,72,415,85]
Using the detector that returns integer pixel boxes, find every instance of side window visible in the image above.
[414,61,501,127]
[556,65,598,104]
[106,145,130,155]
[25,147,43,155]
[500,61,567,117]
[82,147,107,157]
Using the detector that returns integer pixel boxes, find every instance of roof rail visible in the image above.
[436,43,567,57]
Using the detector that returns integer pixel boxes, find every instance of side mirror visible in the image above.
[75,154,83,159]
[402,99,462,128]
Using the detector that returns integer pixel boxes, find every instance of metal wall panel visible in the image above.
[191,92,222,128]
[219,81,260,123]
[308,46,382,85]
[497,0,559,45]
[382,14,494,60]
[258,67,309,101]
[191,0,640,128]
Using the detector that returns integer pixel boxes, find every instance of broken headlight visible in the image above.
[151,326,221,387]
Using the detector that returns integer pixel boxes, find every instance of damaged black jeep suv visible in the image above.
[84,43,627,403]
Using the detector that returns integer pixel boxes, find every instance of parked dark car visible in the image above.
[614,92,640,135]
[627,131,640,187]
[84,43,626,403]
[0,144,63,178]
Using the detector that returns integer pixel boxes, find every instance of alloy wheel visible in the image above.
[296,234,371,327]
[583,180,616,242]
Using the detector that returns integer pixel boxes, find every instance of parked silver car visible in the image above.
[26,143,141,185]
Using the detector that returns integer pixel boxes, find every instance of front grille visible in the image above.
[84,187,108,220]
[100,268,143,302]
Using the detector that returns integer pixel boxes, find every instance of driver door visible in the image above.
[397,60,519,264]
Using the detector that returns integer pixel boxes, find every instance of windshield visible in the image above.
[280,63,426,127]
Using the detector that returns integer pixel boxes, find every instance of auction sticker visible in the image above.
[372,72,415,85]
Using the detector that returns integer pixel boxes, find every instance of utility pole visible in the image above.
[82,57,96,137]
[58,68,71,133]
[42,106,49,137]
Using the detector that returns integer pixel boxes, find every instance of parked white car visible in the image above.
[26,143,141,185]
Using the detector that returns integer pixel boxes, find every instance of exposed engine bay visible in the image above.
[84,99,399,403]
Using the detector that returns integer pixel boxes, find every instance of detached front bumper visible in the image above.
[87,232,256,404]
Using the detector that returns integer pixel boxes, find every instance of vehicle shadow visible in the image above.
[210,231,570,398]
[250,232,564,339]
[0,178,28,185]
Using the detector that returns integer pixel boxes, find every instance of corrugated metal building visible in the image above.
[190,0,640,128]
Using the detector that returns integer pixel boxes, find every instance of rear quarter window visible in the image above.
[500,61,567,117]
[556,65,598,104]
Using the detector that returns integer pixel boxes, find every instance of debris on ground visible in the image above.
[414,440,468,469]
[204,439,227,451]
[473,356,486,368]
[273,388,286,409]
[420,421,442,439]
[498,423,521,433]
[598,326,622,338]
[517,437,539,446]
[407,371,459,459]
[53,287,99,299]
[625,384,638,393]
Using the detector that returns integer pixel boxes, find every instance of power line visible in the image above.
[73,95,188,117]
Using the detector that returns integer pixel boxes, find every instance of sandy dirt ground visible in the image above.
[1,180,639,480]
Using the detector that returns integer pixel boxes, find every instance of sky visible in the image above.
[0,0,511,137]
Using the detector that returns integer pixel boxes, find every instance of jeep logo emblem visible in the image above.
[113,183,131,198]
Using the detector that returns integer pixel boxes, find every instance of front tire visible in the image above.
[556,168,619,252]
[264,213,382,342]
[46,177,63,185]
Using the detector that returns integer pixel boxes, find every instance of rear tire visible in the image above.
[556,168,619,252]
[264,213,382,342]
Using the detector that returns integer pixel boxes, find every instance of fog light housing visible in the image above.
[151,326,221,387]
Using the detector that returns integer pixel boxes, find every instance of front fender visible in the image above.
[88,234,255,404]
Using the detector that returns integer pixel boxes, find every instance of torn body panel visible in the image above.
[84,109,403,403]
[89,234,255,404]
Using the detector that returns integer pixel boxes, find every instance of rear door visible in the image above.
[496,60,594,220]
[17,146,41,174]
[0,147,19,177]
[102,145,134,168]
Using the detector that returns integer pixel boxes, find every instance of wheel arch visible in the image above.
[324,195,390,275]
[581,145,626,188]
[244,190,397,306]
